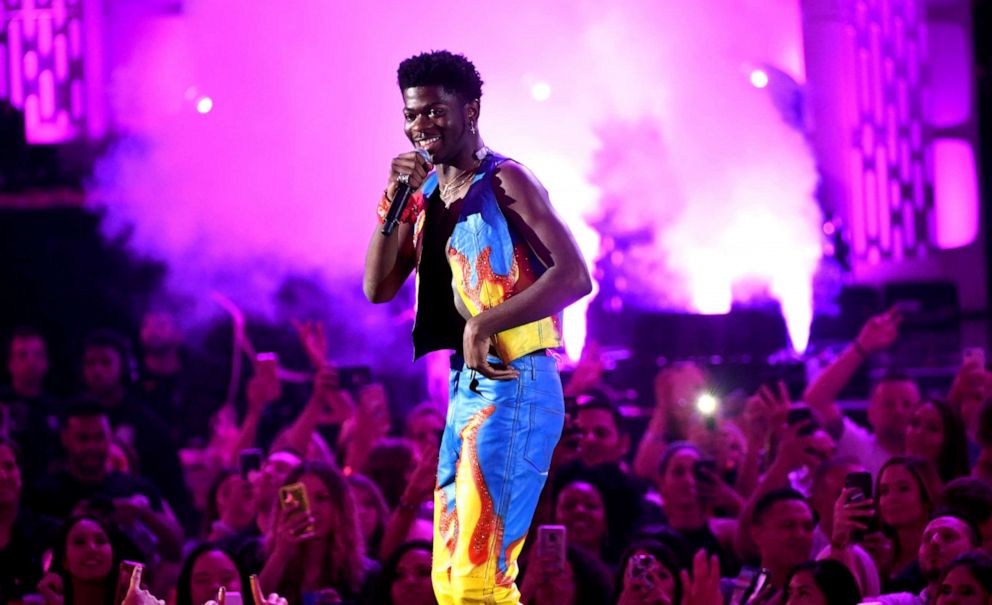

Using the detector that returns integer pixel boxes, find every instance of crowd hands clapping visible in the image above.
[2,307,992,605]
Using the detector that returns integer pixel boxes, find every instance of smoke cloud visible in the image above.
[90,0,821,358]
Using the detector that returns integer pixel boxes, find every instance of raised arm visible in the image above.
[379,443,438,560]
[280,322,354,459]
[803,309,901,434]
[632,390,672,481]
[633,366,707,480]
[734,422,822,561]
[734,385,791,499]
[363,151,432,303]
[278,367,349,460]
[464,161,593,378]
[112,495,184,561]
[228,367,281,463]
[342,384,391,472]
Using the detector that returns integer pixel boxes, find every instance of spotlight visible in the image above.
[696,393,720,431]
[531,82,552,102]
[696,393,719,416]
[749,69,769,89]
[196,97,213,114]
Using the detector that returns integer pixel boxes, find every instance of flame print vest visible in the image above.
[413,151,563,363]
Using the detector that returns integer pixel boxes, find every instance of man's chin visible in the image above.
[920,556,943,580]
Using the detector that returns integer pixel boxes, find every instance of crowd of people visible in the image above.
[2,306,992,605]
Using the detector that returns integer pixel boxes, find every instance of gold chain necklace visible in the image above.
[438,147,490,206]
[439,164,479,205]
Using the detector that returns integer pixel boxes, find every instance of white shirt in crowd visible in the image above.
[834,417,895,478]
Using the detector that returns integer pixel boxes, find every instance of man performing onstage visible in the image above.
[363,50,592,604]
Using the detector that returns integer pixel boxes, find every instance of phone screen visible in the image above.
[844,471,873,500]
[741,568,770,605]
[537,525,567,573]
[844,471,877,540]
[279,482,314,534]
[239,449,263,480]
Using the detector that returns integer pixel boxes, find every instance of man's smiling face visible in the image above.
[403,85,475,164]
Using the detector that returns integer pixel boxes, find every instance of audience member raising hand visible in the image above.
[38,515,121,605]
[736,381,793,499]
[292,320,329,370]
[680,550,724,605]
[824,484,882,596]
[739,416,829,520]
[615,541,682,605]
[516,537,614,605]
[804,308,917,477]
[378,441,438,561]
[342,383,392,472]
[259,462,374,605]
[121,564,164,605]
[2,271,991,605]
[519,549,577,605]
[312,365,354,426]
[655,443,738,576]
[634,364,708,480]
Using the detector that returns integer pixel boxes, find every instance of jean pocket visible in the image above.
[521,368,563,408]
[467,374,520,405]
[523,405,565,473]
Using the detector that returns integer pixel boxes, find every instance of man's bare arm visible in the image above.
[363,150,432,303]
[803,309,901,434]
[467,161,592,339]
[363,221,417,303]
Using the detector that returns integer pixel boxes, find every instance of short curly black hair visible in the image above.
[397,50,483,101]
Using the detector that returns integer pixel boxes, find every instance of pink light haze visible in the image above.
[88,0,818,355]
[932,138,979,250]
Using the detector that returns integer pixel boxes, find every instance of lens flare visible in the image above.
[696,393,719,416]
[750,69,769,88]
[530,82,552,102]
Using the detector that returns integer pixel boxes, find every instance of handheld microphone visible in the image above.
[382,149,432,236]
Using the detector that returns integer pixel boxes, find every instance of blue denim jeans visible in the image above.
[432,351,565,604]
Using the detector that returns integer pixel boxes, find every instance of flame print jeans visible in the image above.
[432,351,565,604]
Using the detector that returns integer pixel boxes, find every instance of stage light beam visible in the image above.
[750,69,769,88]
[196,97,213,114]
[531,81,552,102]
